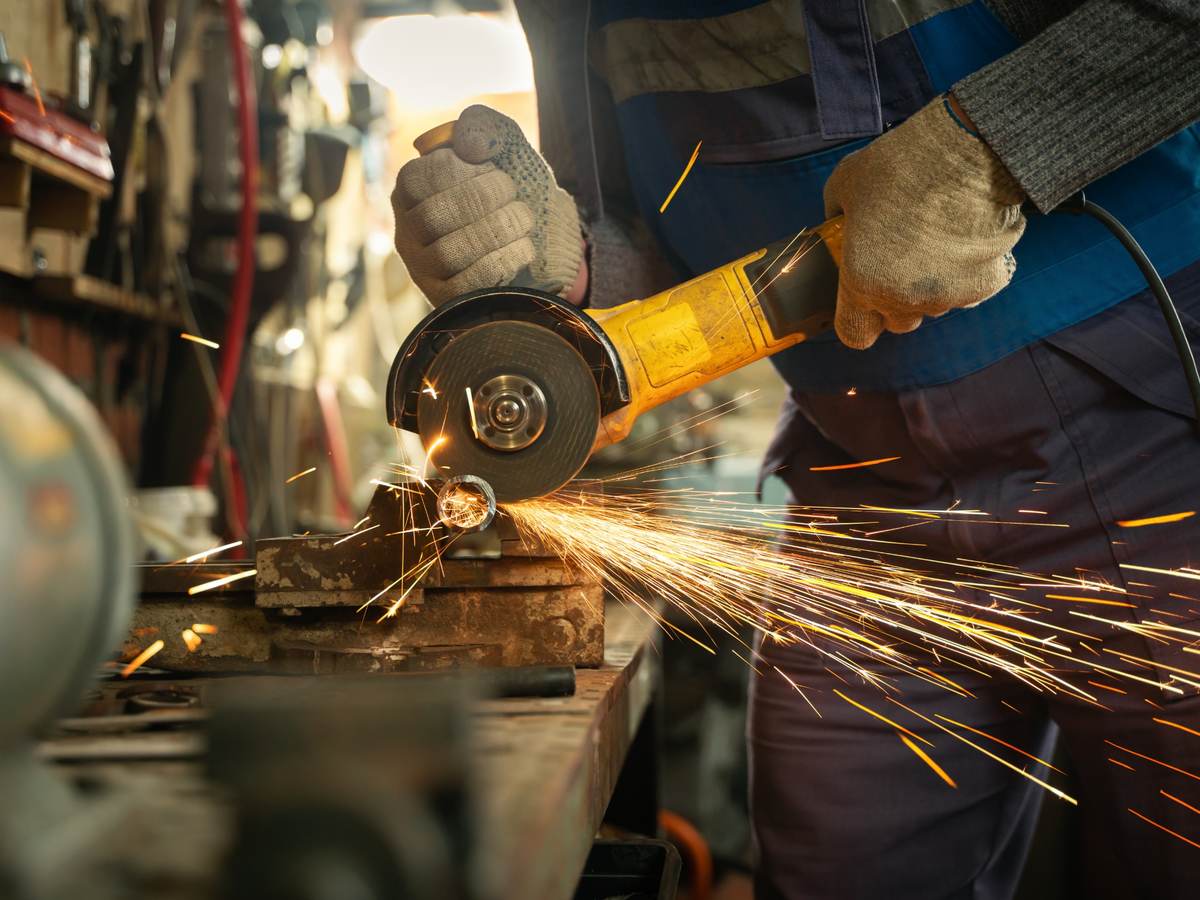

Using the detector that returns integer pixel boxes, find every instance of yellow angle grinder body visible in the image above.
[387,124,846,504]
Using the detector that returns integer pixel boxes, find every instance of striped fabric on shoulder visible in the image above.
[591,0,972,103]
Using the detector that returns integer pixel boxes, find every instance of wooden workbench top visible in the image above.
[39,601,661,900]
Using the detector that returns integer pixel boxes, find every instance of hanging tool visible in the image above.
[389,123,1200,505]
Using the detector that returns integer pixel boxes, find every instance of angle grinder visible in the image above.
[391,123,1200,506]
[389,122,846,504]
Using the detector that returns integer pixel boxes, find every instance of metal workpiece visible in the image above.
[121,481,604,674]
[437,474,497,532]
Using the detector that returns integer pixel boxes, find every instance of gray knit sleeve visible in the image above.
[953,0,1200,212]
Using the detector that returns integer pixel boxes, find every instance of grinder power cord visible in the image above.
[389,103,1200,505]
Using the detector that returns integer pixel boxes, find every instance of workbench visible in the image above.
[39,601,661,900]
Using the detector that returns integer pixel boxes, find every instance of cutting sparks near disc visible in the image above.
[121,640,165,678]
[180,332,220,349]
[188,569,257,595]
[286,466,317,484]
[184,539,243,563]
[659,140,702,214]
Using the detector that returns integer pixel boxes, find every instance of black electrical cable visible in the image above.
[1052,191,1200,428]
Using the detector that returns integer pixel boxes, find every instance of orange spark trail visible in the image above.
[1162,791,1200,816]
[286,466,316,484]
[933,714,1064,774]
[834,690,932,747]
[898,733,957,788]
[184,540,243,563]
[1116,511,1195,528]
[1105,740,1200,782]
[188,569,256,595]
[121,640,165,677]
[659,140,702,213]
[192,623,219,635]
[1153,717,1200,740]
[810,456,901,472]
[1128,808,1200,850]
[1044,594,1136,607]
[181,629,202,652]
[180,332,220,349]
[1108,758,1135,772]
[333,523,380,546]
[23,59,45,116]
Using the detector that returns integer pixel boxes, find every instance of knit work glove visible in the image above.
[823,97,1026,350]
[392,105,584,306]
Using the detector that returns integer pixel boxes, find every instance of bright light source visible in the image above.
[353,14,533,111]
[262,43,283,70]
[276,327,305,354]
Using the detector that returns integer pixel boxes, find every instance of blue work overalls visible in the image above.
[588,1,1200,897]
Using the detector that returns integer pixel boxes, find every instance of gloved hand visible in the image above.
[823,96,1026,349]
[392,105,585,306]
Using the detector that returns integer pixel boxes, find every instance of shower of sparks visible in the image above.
[898,733,957,788]
[421,379,439,399]
[192,623,219,635]
[286,466,317,484]
[1127,809,1200,850]
[503,486,1157,713]
[809,456,901,472]
[1116,511,1195,528]
[184,540,242,563]
[659,140,702,213]
[180,332,220,349]
[181,629,203,652]
[188,569,256,595]
[494,468,1200,805]
[121,640,165,678]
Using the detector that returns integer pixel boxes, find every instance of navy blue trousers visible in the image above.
[751,263,1200,899]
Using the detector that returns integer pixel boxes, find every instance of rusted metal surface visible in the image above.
[126,584,604,673]
[125,483,604,672]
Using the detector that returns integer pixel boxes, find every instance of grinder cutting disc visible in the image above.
[416,320,600,503]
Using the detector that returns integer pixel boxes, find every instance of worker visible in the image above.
[391,1,1200,897]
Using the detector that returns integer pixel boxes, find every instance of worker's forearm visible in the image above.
[953,0,1200,212]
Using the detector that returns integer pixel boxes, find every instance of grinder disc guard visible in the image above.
[416,321,600,503]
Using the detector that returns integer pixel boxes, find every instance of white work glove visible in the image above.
[391,105,584,306]
[823,96,1027,349]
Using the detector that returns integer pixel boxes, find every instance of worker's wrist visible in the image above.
[944,92,979,137]
[563,239,590,306]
